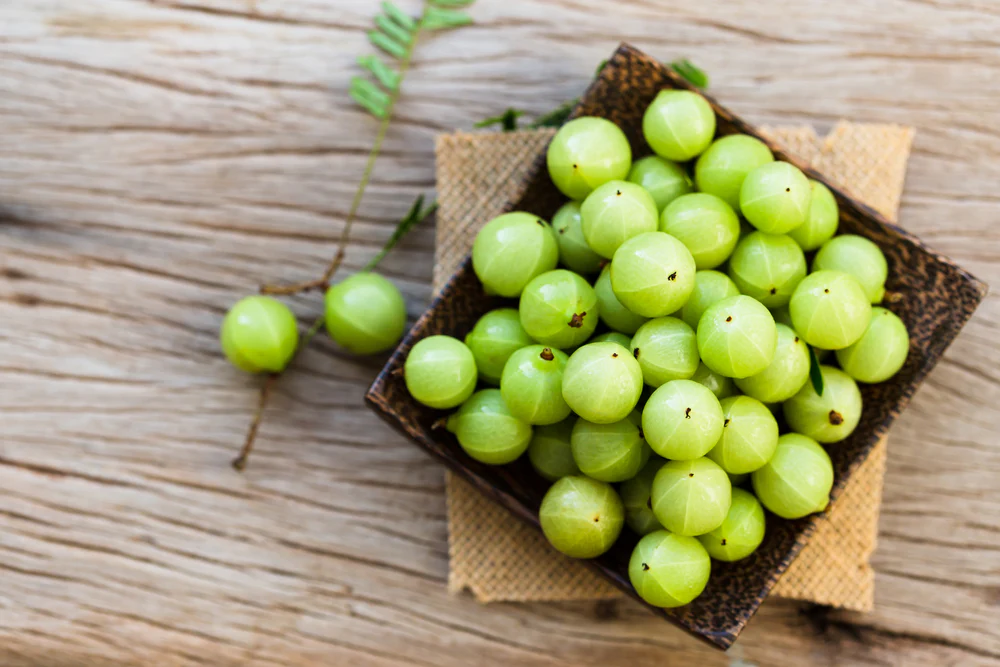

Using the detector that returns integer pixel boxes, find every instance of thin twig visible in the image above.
[260,13,426,296]
[233,315,327,471]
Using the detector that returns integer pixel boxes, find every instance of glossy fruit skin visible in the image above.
[404,335,477,409]
[620,457,666,535]
[472,212,559,297]
[547,117,633,200]
[500,345,571,425]
[528,419,580,481]
[735,323,811,403]
[627,155,693,212]
[580,180,659,259]
[651,457,732,536]
[221,296,300,373]
[694,134,775,209]
[689,361,736,400]
[752,433,833,519]
[642,90,717,162]
[562,342,643,424]
[519,269,599,349]
[552,201,604,275]
[812,234,888,303]
[571,411,650,482]
[464,308,534,385]
[660,193,741,270]
[680,270,741,330]
[727,231,807,308]
[594,265,648,335]
[740,161,812,234]
[324,272,407,355]
[629,317,699,387]
[697,487,766,562]
[789,270,872,350]
[539,476,624,558]
[836,307,910,383]
[610,232,697,318]
[589,331,632,347]
[446,389,532,465]
[788,180,839,251]
[642,380,725,461]
[784,365,863,443]
[697,295,778,378]
[629,530,711,607]
[706,396,779,474]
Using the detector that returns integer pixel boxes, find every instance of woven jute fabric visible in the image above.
[434,122,915,611]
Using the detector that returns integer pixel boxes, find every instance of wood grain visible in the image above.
[1,0,998,665]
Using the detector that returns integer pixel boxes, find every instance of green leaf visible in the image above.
[350,76,391,118]
[364,194,439,271]
[670,59,709,88]
[357,54,400,90]
[381,1,417,31]
[594,58,609,77]
[368,29,407,58]
[429,0,475,6]
[530,98,577,128]
[422,6,472,30]
[376,13,413,45]
[808,345,824,396]
[475,108,524,132]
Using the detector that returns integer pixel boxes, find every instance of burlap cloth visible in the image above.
[433,122,915,612]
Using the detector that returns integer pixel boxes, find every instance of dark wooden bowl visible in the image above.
[366,44,987,649]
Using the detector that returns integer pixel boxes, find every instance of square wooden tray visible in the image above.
[366,44,987,649]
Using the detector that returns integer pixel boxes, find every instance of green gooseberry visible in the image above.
[324,272,407,355]
[221,295,299,373]
[627,155,693,212]
[446,389,532,465]
[464,308,534,385]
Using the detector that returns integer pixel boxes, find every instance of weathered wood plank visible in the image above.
[1,0,999,665]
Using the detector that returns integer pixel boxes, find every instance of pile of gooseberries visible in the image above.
[404,89,910,609]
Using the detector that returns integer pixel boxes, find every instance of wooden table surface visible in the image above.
[2,1,999,665]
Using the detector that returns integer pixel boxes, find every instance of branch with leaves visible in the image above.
[226,0,477,471]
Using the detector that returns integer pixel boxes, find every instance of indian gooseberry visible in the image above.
[580,180,659,259]
[552,201,604,275]
[519,269,599,349]
[751,433,833,519]
[784,365,863,444]
[788,180,839,251]
[221,296,299,373]
[446,389,532,465]
[727,231,807,308]
[500,345,571,425]
[620,456,666,536]
[590,331,632,347]
[734,323,811,403]
[836,307,910,383]
[694,134,775,209]
[642,380,725,461]
[324,272,407,355]
[594,264,648,335]
[739,161,812,234]
[570,411,650,483]
[651,457,732,536]
[610,232,697,318]
[697,295,778,378]
[642,89,716,162]
[629,317,699,387]
[696,487,766,562]
[789,270,872,350]
[464,308,534,385]
[547,117,633,200]
[659,193,741,270]
[404,335,477,409]
[812,234,888,304]
[706,396,779,474]
[689,361,736,400]
[627,155,693,212]
[561,342,643,424]
[679,270,740,330]
[539,476,624,558]
[472,212,558,297]
[528,419,580,481]
[629,530,711,608]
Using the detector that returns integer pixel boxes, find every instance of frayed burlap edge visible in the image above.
[434,122,914,611]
